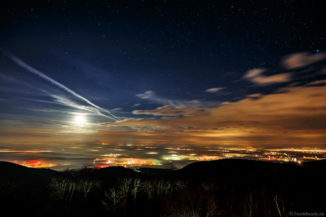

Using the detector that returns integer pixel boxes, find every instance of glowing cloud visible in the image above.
[282,52,326,70]
[244,68,291,85]
[103,85,326,146]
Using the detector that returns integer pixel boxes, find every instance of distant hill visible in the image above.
[176,158,326,185]
[2,159,326,180]
[0,161,57,182]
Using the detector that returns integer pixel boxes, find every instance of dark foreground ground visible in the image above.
[0,159,325,217]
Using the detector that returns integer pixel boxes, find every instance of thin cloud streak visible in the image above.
[3,50,119,121]
[205,87,224,93]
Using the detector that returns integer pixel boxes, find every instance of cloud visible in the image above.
[28,108,95,117]
[103,85,326,146]
[205,87,224,93]
[307,79,326,86]
[0,149,52,153]
[132,105,200,117]
[136,90,155,100]
[244,68,291,85]
[281,52,326,70]
[136,90,201,106]
[2,50,119,121]
[247,93,263,98]
[50,94,109,117]
[244,68,265,79]
[136,90,177,105]
[250,73,291,85]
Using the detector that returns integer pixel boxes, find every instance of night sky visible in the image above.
[1,0,326,169]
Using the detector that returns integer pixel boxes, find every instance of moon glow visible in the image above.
[73,114,87,127]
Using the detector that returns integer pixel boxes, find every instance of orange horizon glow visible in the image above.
[13,159,56,168]
[3,146,326,170]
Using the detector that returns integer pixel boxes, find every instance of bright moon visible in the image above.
[73,115,87,127]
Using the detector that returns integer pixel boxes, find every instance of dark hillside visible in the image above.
[0,160,325,217]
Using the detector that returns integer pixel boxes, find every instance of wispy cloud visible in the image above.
[281,52,326,70]
[28,108,97,116]
[244,68,291,85]
[132,105,201,117]
[205,87,224,93]
[307,79,326,86]
[2,50,119,121]
[136,90,201,107]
